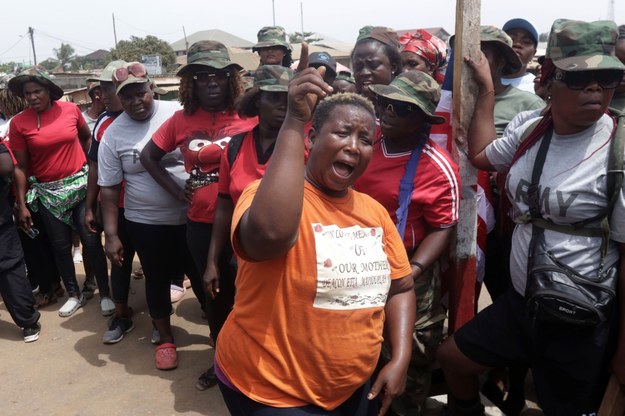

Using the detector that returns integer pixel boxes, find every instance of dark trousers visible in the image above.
[218,379,377,416]
[126,220,196,319]
[38,200,109,297]
[186,219,236,340]
[19,210,60,293]
[110,208,135,304]
[1,260,40,328]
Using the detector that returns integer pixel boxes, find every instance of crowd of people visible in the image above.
[0,16,625,416]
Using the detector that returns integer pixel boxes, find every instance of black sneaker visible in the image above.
[23,322,41,343]
[195,367,218,391]
[82,276,97,299]
[102,316,134,344]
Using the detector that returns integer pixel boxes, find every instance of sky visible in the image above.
[1,0,623,65]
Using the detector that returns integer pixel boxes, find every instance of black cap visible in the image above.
[308,52,337,78]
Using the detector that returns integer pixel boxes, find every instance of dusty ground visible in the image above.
[0,257,545,416]
[0,258,228,416]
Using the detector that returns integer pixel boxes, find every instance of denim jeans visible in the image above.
[38,199,109,297]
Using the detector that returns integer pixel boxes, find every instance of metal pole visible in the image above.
[28,27,37,66]
[272,0,276,26]
[183,26,189,53]
[112,13,119,57]
[300,2,304,37]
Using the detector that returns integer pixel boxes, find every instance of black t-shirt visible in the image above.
[0,143,23,269]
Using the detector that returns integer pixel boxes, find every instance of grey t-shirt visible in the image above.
[97,100,188,225]
[486,113,625,295]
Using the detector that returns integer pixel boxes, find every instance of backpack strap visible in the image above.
[227,132,248,167]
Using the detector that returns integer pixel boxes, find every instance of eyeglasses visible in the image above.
[113,63,148,83]
[376,96,414,118]
[553,69,624,90]
[192,71,231,82]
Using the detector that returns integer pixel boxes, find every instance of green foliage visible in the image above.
[539,32,549,42]
[107,35,177,72]
[53,43,75,66]
[0,62,21,74]
[288,31,322,44]
[39,58,60,71]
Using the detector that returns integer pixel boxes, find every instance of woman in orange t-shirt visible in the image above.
[215,66,415,415]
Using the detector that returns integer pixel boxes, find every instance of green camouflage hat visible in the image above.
[114,62,150,94]
[86,60,128,82]
[176,41,242,75]
[253,26,292,52]
[253,65,294,92]
[369,71,445,124]
[356,26,400,50]
[8,67,65,101]
[546,19,625,71]
[480,25,523,75]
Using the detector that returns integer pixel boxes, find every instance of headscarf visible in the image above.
[399,30,448,83]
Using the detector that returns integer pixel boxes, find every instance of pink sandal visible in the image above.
[155,343,178,370]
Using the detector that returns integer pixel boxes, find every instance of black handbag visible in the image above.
[524,115,624,327]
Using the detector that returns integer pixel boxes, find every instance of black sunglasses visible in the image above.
[193,71,230,82]
[553,69,624,90]
[376,96,415,118]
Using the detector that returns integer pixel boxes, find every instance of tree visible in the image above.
[53,43,75,67]
[288,32,322,44]
[539,32,549,42]
[39,58,60,71]
[107,35,177,73]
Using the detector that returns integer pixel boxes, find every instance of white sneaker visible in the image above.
[100,297,115,317]
[58,295,86,317]
[72,246,83,263]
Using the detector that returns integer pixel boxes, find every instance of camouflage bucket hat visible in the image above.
[369,71,445,124]
[480,25,523,75]
[176,41,242,75]
[253,26,292,52]
[546,19,625,71]
[8,67,65,101]
[356,26,401,50]
[86,60,128,82]
[254,65,294,92]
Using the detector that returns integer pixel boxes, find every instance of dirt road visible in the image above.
[0,260,229,416]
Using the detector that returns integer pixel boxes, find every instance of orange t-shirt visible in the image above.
[216,180,411,410]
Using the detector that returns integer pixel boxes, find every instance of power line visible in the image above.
[36,30,108,53]
[0,32,29,57]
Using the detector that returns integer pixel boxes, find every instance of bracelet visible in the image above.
[479,89,495,98]
[410,261,425,273]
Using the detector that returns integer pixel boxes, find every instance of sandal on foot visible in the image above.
[195,366,218,391]
[170,284,186,303]
[155,343,177,370]
[35,292,57,309]
[132,268,144,279]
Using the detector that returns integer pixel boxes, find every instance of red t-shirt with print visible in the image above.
[151,108,258,223]
[354,138,460,252]
[9,101,87,183]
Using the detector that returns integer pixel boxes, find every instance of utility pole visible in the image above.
[183,26,189,54]
[28,27,37,66]
[112,13,118,55]
[272,0,276,26]
[607,0,615,21]
[300,2,304,38]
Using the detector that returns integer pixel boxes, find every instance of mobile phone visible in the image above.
[22,227,39,239]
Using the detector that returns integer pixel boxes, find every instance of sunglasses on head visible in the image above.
[553,69,624,90]
[113,63,148,83]
[376,96,415,118]
[192,71,230,82]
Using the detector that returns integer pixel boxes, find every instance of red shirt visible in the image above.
[219,128,309,206]
[9,101,87,183]
[354,138,460,251]
[151,108,257,223]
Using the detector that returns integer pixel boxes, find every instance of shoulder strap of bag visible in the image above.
[395,138,426,240]
[227,132,248,167]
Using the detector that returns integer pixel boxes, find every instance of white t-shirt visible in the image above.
[501,72,536,94]
[486,113,625,295]
[98,100,188,225]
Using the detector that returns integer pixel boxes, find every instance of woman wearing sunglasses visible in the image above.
[8,68,111,318]
[437,19,625,416]
[353,70,460,414]
[139,42,256,374]
[98,62,187,370]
